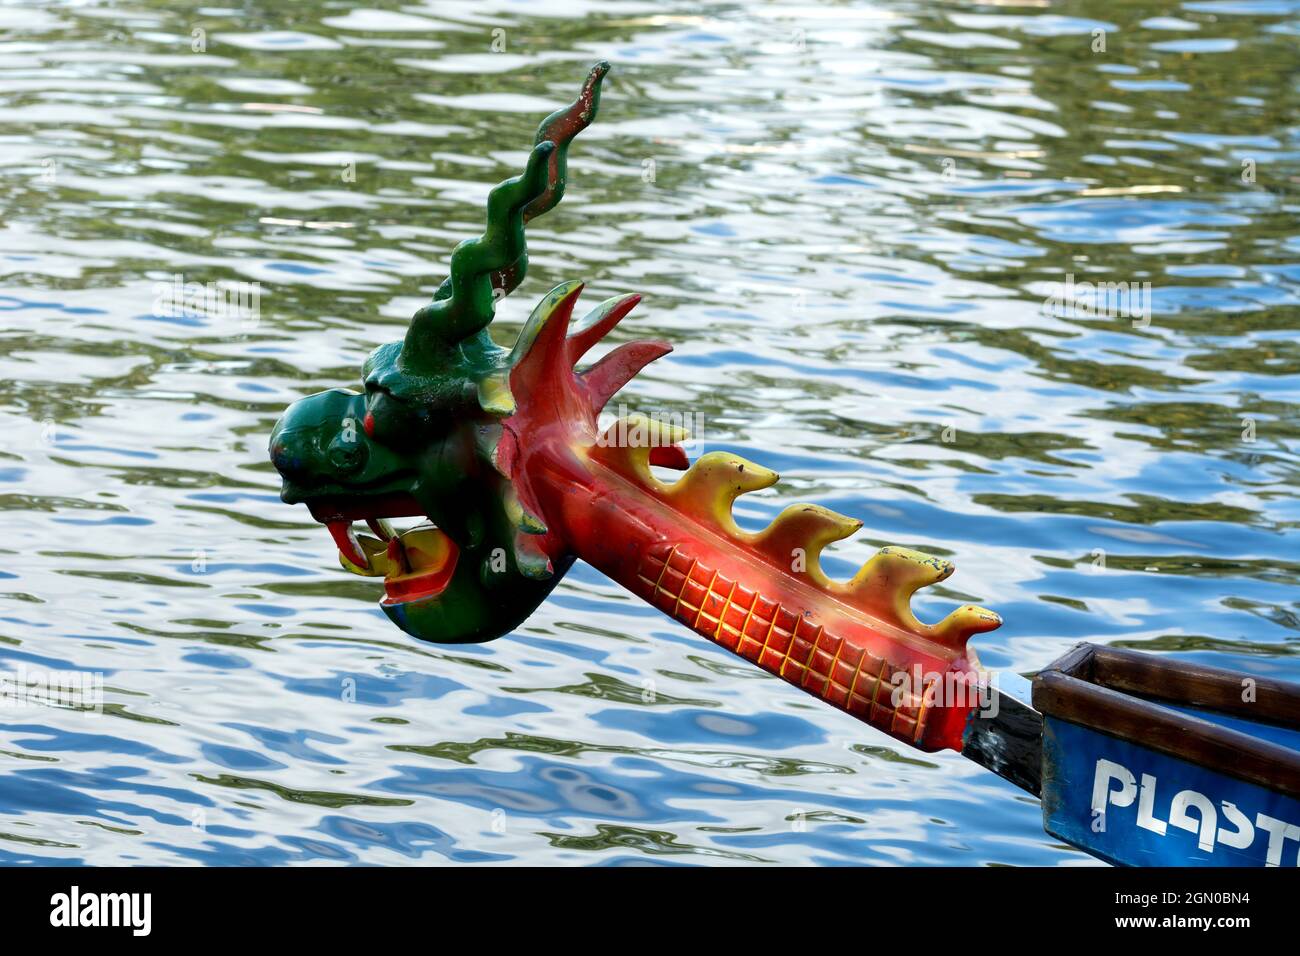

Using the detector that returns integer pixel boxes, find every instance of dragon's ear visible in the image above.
[400,62,611,372]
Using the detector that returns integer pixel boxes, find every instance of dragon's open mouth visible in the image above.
[305,493,459,604]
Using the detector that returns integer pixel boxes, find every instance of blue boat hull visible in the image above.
[1032,643,1300,867]
[1043,717,1300,867]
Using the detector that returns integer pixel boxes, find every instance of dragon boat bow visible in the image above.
[268,63,1300,868]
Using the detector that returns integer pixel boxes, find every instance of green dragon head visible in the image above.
[269,63,624,643]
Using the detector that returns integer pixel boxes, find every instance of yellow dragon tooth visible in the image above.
[841,546,954,631]
[589,413,691,486]
[752,503,863,587]
[662,452,777,534]
[511,531,554,580]
[930,604,1003,650]
[503,487,547,535]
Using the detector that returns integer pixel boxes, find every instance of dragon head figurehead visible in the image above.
[270,62,651,643]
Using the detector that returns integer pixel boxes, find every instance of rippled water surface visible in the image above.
[1,0,1298,865]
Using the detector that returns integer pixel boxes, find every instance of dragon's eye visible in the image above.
[364,387,434,448]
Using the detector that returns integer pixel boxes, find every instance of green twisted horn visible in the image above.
[402,61,611,369]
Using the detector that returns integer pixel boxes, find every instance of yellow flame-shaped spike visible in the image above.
[588,415,1000,649]
[930,604,1003,651]
[753,504,863,588]
[841,546,954,631]
[590,414,691,485]
[661,452,777,534]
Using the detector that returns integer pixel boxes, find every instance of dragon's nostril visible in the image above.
[327,432,369,474]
